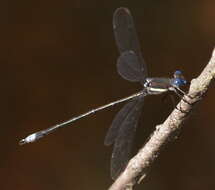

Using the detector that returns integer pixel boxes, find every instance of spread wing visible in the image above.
[113,7,147,83]
[105,97,144,179]
[104,100,138,146]
[117,50,145,82]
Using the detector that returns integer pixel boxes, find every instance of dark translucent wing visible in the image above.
[111,98,144,179]
[117,51,146,82]
[113,7,147,81]
[113,7,141,56]
[104,100,138,146]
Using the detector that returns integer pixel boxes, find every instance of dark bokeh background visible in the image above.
[1,1,215,190]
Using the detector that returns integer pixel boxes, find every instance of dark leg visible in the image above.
[172,88,190,114]
[173,87,193,106]
[168,93,177,110]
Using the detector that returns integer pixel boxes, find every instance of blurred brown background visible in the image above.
[1,0,215,190]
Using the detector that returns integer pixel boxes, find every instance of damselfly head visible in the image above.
[173,70,187,87]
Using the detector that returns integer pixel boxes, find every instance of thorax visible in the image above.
[144,77,173,95]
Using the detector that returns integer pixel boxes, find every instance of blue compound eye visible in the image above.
[173,78,187,86]
[174,70,184,79]
[174,70,182,76]
[182,80,187,85]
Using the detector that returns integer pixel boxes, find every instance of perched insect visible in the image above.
[19,7,187,180]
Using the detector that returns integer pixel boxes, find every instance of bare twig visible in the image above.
[109,48,215,190]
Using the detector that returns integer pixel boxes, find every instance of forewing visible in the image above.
[110,98,144,179]
[117,50,146,82]
[113,7,147,80]
[104,100,138,146]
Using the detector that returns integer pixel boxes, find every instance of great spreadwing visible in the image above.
[19,7,187,179]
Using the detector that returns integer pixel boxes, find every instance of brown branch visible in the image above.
[109,47,215,190]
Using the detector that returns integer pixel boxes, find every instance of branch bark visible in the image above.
[109,47,215,190]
